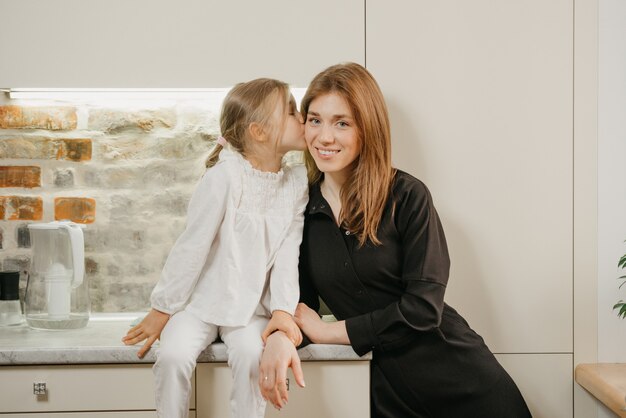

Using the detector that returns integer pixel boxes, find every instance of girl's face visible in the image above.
[305,93,360,179]
[277,96,306,153]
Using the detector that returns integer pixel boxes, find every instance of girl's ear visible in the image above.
[248,122,267,143]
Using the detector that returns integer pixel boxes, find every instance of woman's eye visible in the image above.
[308,117,320,125]
[337,121,349,128]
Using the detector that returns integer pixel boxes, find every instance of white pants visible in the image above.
[154,309,269,418]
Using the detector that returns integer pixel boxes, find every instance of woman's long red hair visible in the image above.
[301,63,396,246]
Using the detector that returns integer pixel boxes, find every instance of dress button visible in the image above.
[345,230,350,235]
[356,290,363,295]
[311,206,316,210]
[344,261,349,268]
[320,204,326,209]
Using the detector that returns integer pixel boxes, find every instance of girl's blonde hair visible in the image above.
[301,63,396,247]
[206,78,294,168]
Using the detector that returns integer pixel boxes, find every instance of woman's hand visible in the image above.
[295,303,350,345]
[259,331,306,410]
[294,303,326,343]
[121,308,170,358]
[261,310,303,346]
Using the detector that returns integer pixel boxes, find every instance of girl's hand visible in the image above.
[121,308,170,358]
[294,303,326,343]
[259,331,306,410]
[262,310,303,346]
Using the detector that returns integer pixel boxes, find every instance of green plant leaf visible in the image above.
[616,302,626,319]
[613,245,626,318]
[619,254,626,269]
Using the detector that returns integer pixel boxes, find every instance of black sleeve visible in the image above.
[345,179,450,355]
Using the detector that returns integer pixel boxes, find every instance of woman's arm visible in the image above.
[294,303,350,345]
[344,179,451,356]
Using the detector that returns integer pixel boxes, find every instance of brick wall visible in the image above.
[0,101,220,311]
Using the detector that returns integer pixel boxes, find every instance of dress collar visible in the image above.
[219,148,285,181]
[307,181,335,218]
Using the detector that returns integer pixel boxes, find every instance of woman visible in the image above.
[259,63,531,417]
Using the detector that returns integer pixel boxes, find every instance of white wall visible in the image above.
[597,2,626,417]
[598,0,626,362]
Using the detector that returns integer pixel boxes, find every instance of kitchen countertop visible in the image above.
[575,363,626,417]
[0,313,371,365]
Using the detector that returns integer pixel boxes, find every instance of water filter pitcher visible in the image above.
[25,221,90,329]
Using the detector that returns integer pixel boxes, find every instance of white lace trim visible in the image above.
[220,148,297,213]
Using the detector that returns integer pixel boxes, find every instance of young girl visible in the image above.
[122,78,308,418]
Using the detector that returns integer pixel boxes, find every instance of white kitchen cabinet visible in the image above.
[0,321,370,417]
[0,361,369,417]
[0,0,364,88]
[367,2,574,415]
[0,364,195,415]
[196,361,370,418]
[366,0,573,354]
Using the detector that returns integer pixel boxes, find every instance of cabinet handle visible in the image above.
[33,382,47,395]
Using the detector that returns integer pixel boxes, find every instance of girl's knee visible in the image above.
[155,344,197,373]
[228,342,263,371]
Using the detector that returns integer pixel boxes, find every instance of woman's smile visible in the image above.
[316,148,340,157]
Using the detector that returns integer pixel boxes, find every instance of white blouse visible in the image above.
[150,148,309,326]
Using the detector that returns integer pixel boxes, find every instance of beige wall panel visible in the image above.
[496,353,573,418]
[573,0,599,415]
[367,0,573,353]
[196,361,370,418]
[0,0,364,87]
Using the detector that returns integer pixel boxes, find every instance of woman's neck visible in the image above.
[320,173,348,225]
[321,175,343,199]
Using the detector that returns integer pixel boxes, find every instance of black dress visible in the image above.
[298,170,532,418]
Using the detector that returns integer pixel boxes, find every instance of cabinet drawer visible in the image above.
[0,364,196,413]
[196,361,369,418]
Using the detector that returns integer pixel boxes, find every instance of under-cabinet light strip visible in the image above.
[1,88,307,104]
